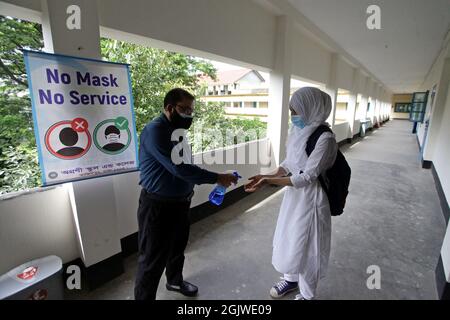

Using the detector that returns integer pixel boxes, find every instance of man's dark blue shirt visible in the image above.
[139,114,218,198]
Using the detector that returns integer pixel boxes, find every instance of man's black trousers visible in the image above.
[134,189,191,300]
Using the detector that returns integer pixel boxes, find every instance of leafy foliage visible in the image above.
[0,17,266,194]
[0,16,43,194]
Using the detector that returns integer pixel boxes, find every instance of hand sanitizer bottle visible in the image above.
[209,171,241,206]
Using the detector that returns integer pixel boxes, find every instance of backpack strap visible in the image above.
[304,125,333,194]
[305,125,332,156]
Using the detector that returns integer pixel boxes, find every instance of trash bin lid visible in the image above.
[0,255,62,300]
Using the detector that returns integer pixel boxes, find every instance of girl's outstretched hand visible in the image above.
[245,176,268,192]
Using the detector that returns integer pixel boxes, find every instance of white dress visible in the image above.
[272,131,338,290]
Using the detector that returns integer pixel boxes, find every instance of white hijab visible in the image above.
[284,87,332,173]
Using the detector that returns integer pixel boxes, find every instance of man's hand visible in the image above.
[217,173,238,188]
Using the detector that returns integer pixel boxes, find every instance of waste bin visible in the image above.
[0,255,64,300]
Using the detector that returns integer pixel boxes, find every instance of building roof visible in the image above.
[199,69,264,86]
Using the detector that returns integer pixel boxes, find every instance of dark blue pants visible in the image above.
[134,189,191,300]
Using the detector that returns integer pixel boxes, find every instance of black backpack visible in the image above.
[305,125,351,216]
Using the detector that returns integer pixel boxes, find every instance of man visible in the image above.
[135,88,237,300]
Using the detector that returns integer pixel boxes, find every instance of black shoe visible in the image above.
[166,281,198,297]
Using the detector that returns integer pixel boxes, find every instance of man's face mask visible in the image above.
[291,115,306,129]
[170,107,194,130]
[106,133,120,143]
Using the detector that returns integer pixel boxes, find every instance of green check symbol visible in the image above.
[114,116,129,130]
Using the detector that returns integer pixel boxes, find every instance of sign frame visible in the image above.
[23,50,139,186]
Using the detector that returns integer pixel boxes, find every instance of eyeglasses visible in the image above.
[175,104,194,115]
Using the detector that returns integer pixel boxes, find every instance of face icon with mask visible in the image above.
[103,125,125,152]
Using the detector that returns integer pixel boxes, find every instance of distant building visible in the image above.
[199,69,270,122]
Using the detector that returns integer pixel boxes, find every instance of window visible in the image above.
[394,103,411,113]
[253,102,257,108]
[410,91,429,123]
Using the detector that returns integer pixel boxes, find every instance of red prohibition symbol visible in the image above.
[44,119,92,160]
[71,117,89,132]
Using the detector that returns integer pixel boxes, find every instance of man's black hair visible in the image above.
[105,125,121,136]
[163,88,195,109]
[59,127,79,146]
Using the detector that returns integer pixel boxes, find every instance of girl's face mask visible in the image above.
[291,115,306,129]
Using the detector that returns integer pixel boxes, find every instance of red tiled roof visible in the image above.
[199,68,253,85]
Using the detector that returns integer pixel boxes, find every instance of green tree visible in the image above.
[100,39,224,134]
[0,17,267,194]
[0,16,43,194]
[101,39,267,154]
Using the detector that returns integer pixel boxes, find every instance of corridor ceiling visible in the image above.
[286,0,450,93]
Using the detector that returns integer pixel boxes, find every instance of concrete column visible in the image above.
[41,0,101,58]
[326,53,338,127]
[347,92,357,138]
[325,87,338,127]
[41,0,123,276]
[267,15,293,167]
[347,68,359,138]
[374,99,380,127]
[361,95,368,120]
[383,102,387,121]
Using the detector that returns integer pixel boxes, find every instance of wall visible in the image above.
[0,186,79,274]
[0,139,271,272]
[391,94,413,119]
[291,30,331,85]
[190,139,271,207]
[333,122,351,143]
[417,39,450,157]
[98,0,276,72]
[335,57,354,92]
[437,95,450,283]
[112,139,272,239]
[432,83,450,213]
[415,33,450,297]
[353,119,361,136]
